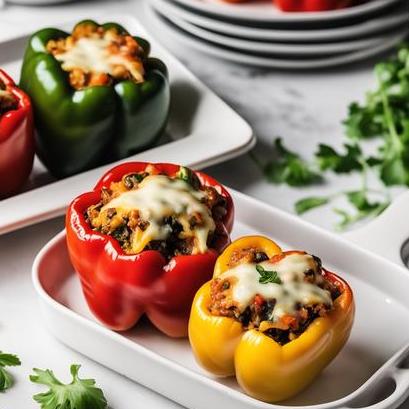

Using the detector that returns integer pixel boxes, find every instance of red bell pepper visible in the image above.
[274,0,353,12]
[0,69,34,198]
[66,162,234,337]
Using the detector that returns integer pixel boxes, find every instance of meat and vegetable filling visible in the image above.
[47,23,145,90]
[209,249,341,345]
[0,80,18,115]
[86,166,228,259]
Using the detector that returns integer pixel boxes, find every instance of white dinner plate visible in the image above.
[5,0,71,4]
[0,14,254,236]
[147,4,409,69]
[168,0,403,23]
[33,189,409,409]
[152,0,409,42]
[162,11,405,56]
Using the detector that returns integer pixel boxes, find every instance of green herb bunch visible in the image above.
[253,44,409,229]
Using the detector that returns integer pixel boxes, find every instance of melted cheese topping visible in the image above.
[220,253,332,321]
[101,175,216,254]
[55,37,144,83]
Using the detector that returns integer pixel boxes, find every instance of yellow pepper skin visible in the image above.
[188,236,355,403]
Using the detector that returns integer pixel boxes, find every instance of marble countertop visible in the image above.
[0,1,406,407]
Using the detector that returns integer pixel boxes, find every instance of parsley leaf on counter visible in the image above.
[256,265,282,285]
[30,364,107,409]
[315,143,363,173]
[334,189,390,230]
[295,197,330,215]
[344,102,384,140]
[334,200,389,230]
[0,351,21,392]
[347,190,380,211]
[258,138,321,187]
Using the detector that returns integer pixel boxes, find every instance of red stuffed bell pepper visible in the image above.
[66,162,234,337]
[275,0,352,11]
[0,69,34,198]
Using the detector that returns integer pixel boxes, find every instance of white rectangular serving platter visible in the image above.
[0,15,254,236]
[33,189,409,409]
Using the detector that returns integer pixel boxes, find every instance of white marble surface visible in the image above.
[0,1,407,408]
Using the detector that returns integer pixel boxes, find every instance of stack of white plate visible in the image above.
[146,0,409,69]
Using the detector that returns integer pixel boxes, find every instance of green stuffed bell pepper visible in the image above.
[20,20,170,179]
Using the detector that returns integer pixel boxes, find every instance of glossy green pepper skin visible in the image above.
[20,20,170,179]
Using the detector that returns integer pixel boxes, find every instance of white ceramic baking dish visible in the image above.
[0,15,254,236]
[33,189,409,409]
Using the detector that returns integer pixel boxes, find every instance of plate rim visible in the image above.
[153,0,409,41]
[164,11,403,55]
[166,0,403,23]
[148,5,409,69]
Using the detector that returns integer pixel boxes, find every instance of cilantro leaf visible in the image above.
[334,202,389,230]
[377,76,409,186]
[344,102,384,140]
[30,364,108,409]
[315,143,362,173]
[366,156,383,167]
[295,196,330,215]
[334,192,390,230]
[334,208,355,230]
[0,351,21,392]
[380,158,408,186]
[346,191,381,212]
[262,138,321,186]
[256,265,282,285]
[342,44,409,188]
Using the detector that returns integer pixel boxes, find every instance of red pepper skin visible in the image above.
[0,70,34,198]
[274,0,352,11]
[66,162,234,337]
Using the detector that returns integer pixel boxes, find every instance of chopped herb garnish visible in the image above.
[256,265,282,285]
[176,166,200,189]
[315,143,362,173]
[0,351,21,392]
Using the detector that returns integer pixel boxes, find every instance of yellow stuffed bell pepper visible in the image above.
[188,235,355,402]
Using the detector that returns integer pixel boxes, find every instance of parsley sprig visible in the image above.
[251,138,321,187]
[0,351,21,392]
[256,265,282,284]
[30,364,108,409]
[253,44,409,229]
